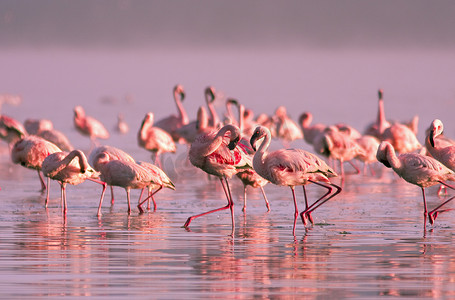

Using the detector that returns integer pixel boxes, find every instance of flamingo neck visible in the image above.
[174,90,189,125]
[199,125,237,158]
[385,144,401,170]
[252,130,271,178]
[377,98,387,134]
[139,118,152,142]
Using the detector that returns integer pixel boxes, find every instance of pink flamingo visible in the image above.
[0,114,27,146]
[184,124,251,235]
[136,161,175,212]
[312,126,365,177]
[25,118,73,151]
[95,154,156,216]
[11,136,62,205]
[73,106,110,147]
[299,112,326,145]
[175,106,214,144]
[376,141,455,228]
[89,145,136,204]
[229,99,270,212]
[273,106,303,145]
[41,149,106,214]
[154,84,189,143]
[138,112,176,167]
[116,113,129,134]
[250,125,342,235]
[355,135,380,175]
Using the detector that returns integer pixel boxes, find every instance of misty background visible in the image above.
[1,0,455,152]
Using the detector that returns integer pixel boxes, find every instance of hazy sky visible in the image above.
[1,0,455,50]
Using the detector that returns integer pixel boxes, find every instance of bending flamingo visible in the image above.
[25,118,73,151]
[0,114,27,146]
[154,84,189,143]
[138,112,176,167]
[250,125,341,235]
[136,161,175,212]
[299,112,326,146]
[11,135,62,205]
[73,105,110,147]
[376,141,455,228]
[273,106,303,146]
[41,149,106,214]
[184,124,250,235]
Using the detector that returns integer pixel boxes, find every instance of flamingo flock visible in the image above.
[1,86,455,236]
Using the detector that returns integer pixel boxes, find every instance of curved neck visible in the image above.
[384,143,401,170]
[377,96,387,134]
[60,150,89,173]
[205,91,219,128]
[252,129,271,174]
[198,124,238,157]
[139,117,152,141]
[174,89,189,125]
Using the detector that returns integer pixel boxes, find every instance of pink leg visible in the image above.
[348,160,361,174]
[183,177,235,235]
[290,186,298,235]
[38,170,46,192]
[138,186,162,213]
[88,178,108,217]
[45,177,50,208]
[260,186,270,212]
[428,195,455,224]
[421,187,428,230]
[301,181,342,223]
[126,188,131,214]
[110,185,115,204]
[242,185,247,212]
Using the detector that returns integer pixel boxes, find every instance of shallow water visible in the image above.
[1,48,455,298]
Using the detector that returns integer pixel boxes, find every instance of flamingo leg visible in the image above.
[421,187,428,230]
[38,170,46,192]
[45,177,50,208]
[260,186,270,212]
[290,186,298,235]
[349,160,361,174]
[96,182,108,217]
[242,185,247,212]
[60,183,67,215]
[126,188,131,214]
[138,186,162,213]
[138,188,145,204]
[110,185,115,205]
[183,177,234,234]
[428,195,455,225]
[301,181,342,224]
[301,185,313,225]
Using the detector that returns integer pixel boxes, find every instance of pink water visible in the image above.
[1,48,455,298]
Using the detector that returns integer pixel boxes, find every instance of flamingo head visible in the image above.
[250,126,267,152]
[429,119,444,148]
[174,84,185,101]
[378,89,383,100]
[205,86,216,103]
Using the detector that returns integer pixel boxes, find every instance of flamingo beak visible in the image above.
[250,134,258,152]
[228,136,240,150]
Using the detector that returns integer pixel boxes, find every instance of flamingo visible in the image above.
[299,112,326,145]
[89,145,136,204]
[250,125,342,235]
[41,149,106,214]
[73,105,110,147]
[364,89,391,138]
[116,113,129,134]
[11,135,62,205]
[95,154,157,216]
[175,106,215,145]
[25,118,73,151]
[184,124,251,234]
[273,106,303,145]
[355,135,380,175]
[228,99,270,212]
[312,126,365,177]
[376,141,455,228]
[154,84,189,143]
[136,161,175,212]
[0,94,21,113]
[138,112,176,167]
[0,114,27,146]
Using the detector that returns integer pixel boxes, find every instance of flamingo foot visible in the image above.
[428,212,437,225]
[300,212,307,226]
[183,217,194,228]
[307,212,314,225]
[137,204,145,214]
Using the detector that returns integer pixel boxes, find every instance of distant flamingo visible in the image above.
[73,106,110,147]
[312,126,365,177]
[89,145,136,204]
[250,125,342,235]
[41,150,106,214]
[11,136,62,205]
[25,118,73,151]
[184,124,251,234]
[116,113,129,134]
[273,106,303,145]
[136,161,175,212]
[154,84,189,143]
[175,106,214,144]
[0,114,27,146]
[0,94,21,113]
[364,89,391,138]
[355,135,380,175]
[299,112,326,145]
[95,154,156,216]
[376,141,455,228]
[138,112,176,167]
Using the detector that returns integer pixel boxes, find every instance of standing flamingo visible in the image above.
[41,150,106,214]
[205,86,221,128]
[250,125,342,235]
[116,113,129,134]
[376,141,455,228]
[95,154,156,216]
[184,124,251,235]
[138,112,176,167]
[11,135,62,205]
[73,106,110,147]
[136,161,175,212]
[25,118,73,151]
[89,145,136,204]
[299,112,326,146]
[175,106,214,145]
[273,106,303,146]
[154,84,189,143]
